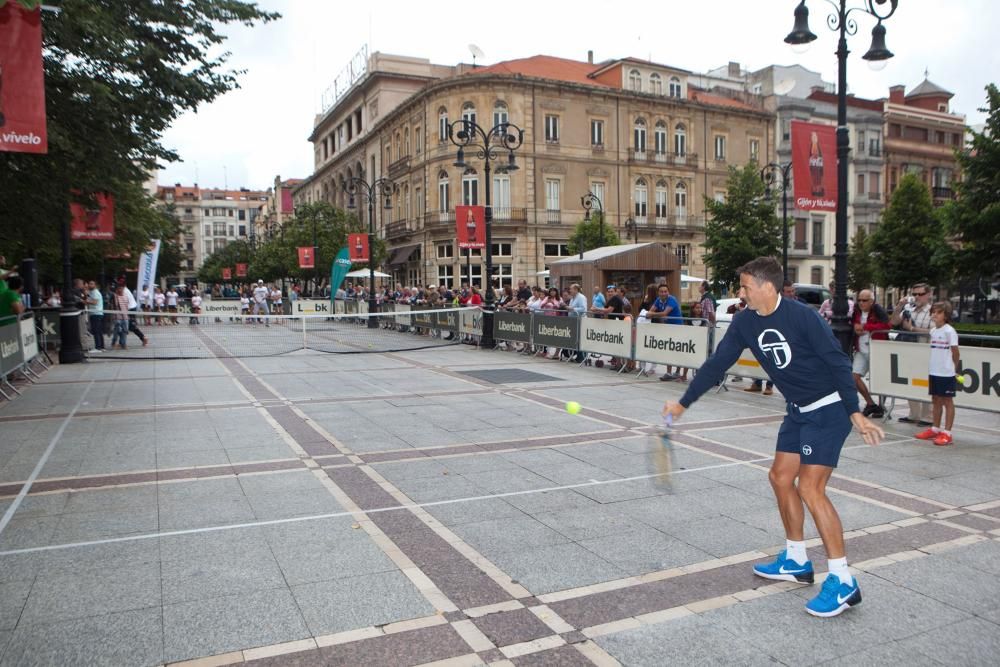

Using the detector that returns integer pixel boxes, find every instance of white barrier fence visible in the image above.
[0,314,45,399]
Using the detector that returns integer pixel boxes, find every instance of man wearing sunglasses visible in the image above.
[890,283,934,425]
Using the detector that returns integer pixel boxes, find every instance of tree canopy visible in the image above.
[567,212,620,256]
[869,173,947,290]
[0,0,278,284]
[702,164,780,292]
[847,226,876,293]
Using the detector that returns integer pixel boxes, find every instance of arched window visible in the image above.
[492,101,508,129]
[633,118,647,155]
[674,182,688,220]
[438,107,449,143]
[438,170,450,215]
[462,102,477,127]
[649,73,663,95]
[634,178,648,220]
[669,76,682,98]
[394,132,401,160]
[462,167,479,206]
[674,123,687,157]
[628,69,642,91]
[654,121,667,158]
[404,128,410,156]
[655,180,668,220]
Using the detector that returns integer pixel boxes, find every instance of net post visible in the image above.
[302,312,307,351]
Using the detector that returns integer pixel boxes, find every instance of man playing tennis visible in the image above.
[663,257,884,617]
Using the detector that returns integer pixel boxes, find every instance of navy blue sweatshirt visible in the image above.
[679,297,859,415]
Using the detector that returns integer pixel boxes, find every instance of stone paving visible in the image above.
[0,342,999,666]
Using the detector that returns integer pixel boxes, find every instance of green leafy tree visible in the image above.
[869,173,947,290]
[702,164,780,292]
[847,226,877,293]
[0,0,278,285]
[567,212,620,255]
[941,83,1000,286]
[197,240,253,285]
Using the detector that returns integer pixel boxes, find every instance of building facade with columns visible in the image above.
[294,51,774,298]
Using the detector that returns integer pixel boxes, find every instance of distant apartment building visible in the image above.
[293,50,773,295]
[252,175,303,243]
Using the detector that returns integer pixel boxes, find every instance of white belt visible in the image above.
[795,391,840,413]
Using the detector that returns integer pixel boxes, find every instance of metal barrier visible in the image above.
[0,313,48,400]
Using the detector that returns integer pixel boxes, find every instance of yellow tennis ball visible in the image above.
[565,401,582,415]
[956,374,965,385]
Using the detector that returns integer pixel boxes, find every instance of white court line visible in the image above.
[0,381,94,539]
[0,437,910,558]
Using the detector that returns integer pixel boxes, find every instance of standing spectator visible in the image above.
[190,290,203,325]
[698,282,717,326]
[636,284,659,377]
[648,284,682,381]
[0,275,25,323]
[515,279,532,303]
[85,280,105,352]
[591,285,606,315]
[139,283,152,324]
[819,280,854,323]
[110,284,130,349]
[567,283,588,361]
[45,290,61,308]
[679,301,710,382]
[852,289,890,418]
[166,285,179,323]
[468,285,483,306]
[153,287,166,324]
[270,284,283,317]
[889,283,934,425]
[252,279,270,324]
[119,280,148,346]
[914,302,961,446]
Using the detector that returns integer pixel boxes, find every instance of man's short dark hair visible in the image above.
[782,280,794,289]
[6,275,23,291]
[737,257,783,292]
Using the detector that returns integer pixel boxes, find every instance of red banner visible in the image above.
[791,121,837,211]
[70,193,115,240]
[348,233,369,263]
[297,246,315,269]
[236,263,248,278]
[0,4,47,154]
[222,268,232,280]
[455,205,485,249]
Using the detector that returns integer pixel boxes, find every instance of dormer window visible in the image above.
[669,76,682,98]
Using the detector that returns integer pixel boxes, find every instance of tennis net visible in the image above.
[91,306,479,359]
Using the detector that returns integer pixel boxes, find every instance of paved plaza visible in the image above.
[1,340,999,666]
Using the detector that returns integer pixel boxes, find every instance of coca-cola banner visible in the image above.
[0,4,48,154]
[348,233,369,263]
[222,267,232,280]
[70,192,115,240]
[235,262,248,278]
[455,205,485,249]
[791,121,837,212]
[297,246,315,269]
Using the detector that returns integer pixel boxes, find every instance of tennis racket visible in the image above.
[651,413,675,488]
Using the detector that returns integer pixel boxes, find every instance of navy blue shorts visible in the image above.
[776,401,852,468]
[929,375,956,397]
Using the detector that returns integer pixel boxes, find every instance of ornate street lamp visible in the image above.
[784,0,898,354]
[580,191,604,259]
[448,118,524,349]
[345,176,394,328]
[760,161,793,281]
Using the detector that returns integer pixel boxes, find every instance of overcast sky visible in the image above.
[157,0,999,192]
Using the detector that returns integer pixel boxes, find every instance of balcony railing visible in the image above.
[386,220,410,238]
[635,214,700,230]
[932,187,954,199]
[867,191,882,201]
[545,209,562,224]
[387,155,411,179]
[627,150,697,166]
[492,207,528,223]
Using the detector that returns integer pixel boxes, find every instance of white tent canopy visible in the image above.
[679,274,705,283]
[345,269,390,278]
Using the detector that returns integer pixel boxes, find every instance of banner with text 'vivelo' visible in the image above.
[492,312,531,343]
[634,322,709,369]
[579,317,632,358]
[870,339,1000,413]
[0,4,47,154]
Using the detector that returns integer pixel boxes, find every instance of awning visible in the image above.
[388,244,420,266]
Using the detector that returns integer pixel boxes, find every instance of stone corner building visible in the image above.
[293,52,774,297]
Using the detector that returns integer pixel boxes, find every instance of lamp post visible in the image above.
[760,161,793,281]
[624,216,638,244]
[580,192,604,259]
[447,118,524,349]
[783,0,897,354]
[345,176,394,328]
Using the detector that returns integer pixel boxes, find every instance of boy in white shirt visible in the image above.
[190,292,203,325]
[914,302,961,447]
[252,279,270,325]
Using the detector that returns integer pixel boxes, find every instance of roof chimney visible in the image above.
[587,50,594,64]
[728,61,741,78]
[889,85,905,104]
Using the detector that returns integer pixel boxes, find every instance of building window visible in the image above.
[213,222,226,236]
[654,121,667,157]
[204,224,210,237]
[590,119,604,146]
[491,242,513,257]
[749,138,760,163]
[437,242,454,258]
[460,263,482,287]
[495,264,513,289]
[655,181,668,220]
[628,69,642,91]
[415,127,422,154]
[675,244,689,265]
[649,72,662,95]
[238,209,246,221]
[589,181,605,207]
[438,171,449,212]
[634,118,647,154]
[856,173,866,196]
[492,101,508,128]
[203,240,213,255]
[811,217,824,255]
[461,102,476,128]
[437,264,454,289]
[714,135,727,161]
[493,174,511,209]
[674,182,688,219]
[787,266,799,282]
[674,123,687,156]
[438,107,448,143]
[238,225,246,236]
[415,187,423,216]
[405,128,410,156]
[868,173,880,199]
[545,179,560,212]
[669,76,682,98]
[543,243,571,256]
[634,178,648,219]
[810,266,823,285]
[545,115,559,142]
[462,168,479,205]
[868,131,881,156]
[793,219,807,249]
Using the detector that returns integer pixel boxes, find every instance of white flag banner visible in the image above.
[136,240,161,306]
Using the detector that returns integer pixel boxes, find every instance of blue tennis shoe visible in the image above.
[805,573,862,617]
[752,550,815,584]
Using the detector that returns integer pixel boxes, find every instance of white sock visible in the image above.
[827,557,853,586]
[931,426,941,433]
[785,540,808,565]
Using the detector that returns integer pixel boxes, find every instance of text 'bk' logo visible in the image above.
[757,329,792,369]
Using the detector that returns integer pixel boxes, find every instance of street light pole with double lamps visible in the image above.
[345,176,394,328]
[580,192,605,259]
[760,161,793,282]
